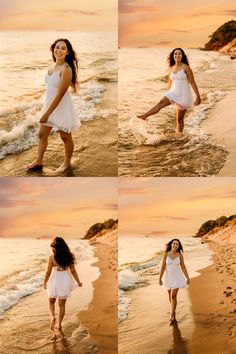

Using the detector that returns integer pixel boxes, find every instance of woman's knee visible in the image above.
[49,298,56,304]
[38,131,48,140]
[171,292,177,300]
[59,299,66,307]
[60,132,71,142]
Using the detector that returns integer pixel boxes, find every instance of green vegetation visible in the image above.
[205,20,236,50]
[196,214,236,237]
[83,218,118,239]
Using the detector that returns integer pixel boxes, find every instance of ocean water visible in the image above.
[0,31,117,159]
[0,238,99,319]
[118,48,236,176]
[118,236,213,322]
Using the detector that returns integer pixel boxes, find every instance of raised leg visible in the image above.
[175,109,186,134]
[27,124,52,169]
[137,97,171,120]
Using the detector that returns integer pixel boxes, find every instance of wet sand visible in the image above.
[0,83,117,177]
[0,229,117,354]
[119,231,236,353]
[202,90,236,176]
[119,269,193,354]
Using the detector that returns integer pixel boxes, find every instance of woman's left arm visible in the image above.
[43,256,53,289]
[185,65,201,106]
[40,66,72,123]
[180,253,190,284]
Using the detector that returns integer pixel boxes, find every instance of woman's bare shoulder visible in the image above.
[61,63,72,74]
[183,63,192,72]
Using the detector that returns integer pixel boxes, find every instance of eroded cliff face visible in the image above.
[204,20,236,51]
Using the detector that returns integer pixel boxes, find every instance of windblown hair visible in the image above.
[50,237,75,269]
[165,239,183,253]
[167,48,189,67]
[50,38,79,91]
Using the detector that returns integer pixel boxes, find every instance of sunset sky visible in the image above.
[119,178,236,237]
[119,0,236,47]
[0,178,117,238]
[0,0,116,31]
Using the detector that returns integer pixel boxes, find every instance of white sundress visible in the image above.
[47,266,77,299]
[162,255,188,290]
[42,70,81,133]
[164,68,193,110]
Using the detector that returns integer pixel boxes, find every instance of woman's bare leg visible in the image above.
[49,298,56,336]
[137,97,171,120]
[27,125,52,168]
[175,109,186,134]
[58,299,67,332]
[170,288,179,320]
[58,131,74,170]
[168,289,171,303]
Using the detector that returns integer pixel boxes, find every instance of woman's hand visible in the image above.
[159,278,163,286]
[78,281,83,287]
[39,113,49,124]
[43,283,47,289]
[194,96,201,106]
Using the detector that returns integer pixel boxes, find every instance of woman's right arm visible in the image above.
[70,264,82,287]
[159,253,167,285]
[43,256,53,289]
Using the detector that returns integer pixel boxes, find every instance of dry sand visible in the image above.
[202,90,236,176]
[188,223,236,353]
[0,228,118,354]
[0,83,117,177]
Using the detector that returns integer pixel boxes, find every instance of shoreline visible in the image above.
[0,82,117,177]
[0,231,117,354]
[202,90,236,176]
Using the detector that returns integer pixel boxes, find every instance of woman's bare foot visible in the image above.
[175,129,184,137]
[57,326,63,337]
[50,316,56,332]
[169,315,177,322]
[137,114,148,120]
[54,163,71,174]
[27,160,43,171]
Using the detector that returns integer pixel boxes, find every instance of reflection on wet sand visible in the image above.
[167,321,188,354]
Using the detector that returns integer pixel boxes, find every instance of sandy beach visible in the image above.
[119,225,236,353]
[188,220,236,353]
[202,90,236,177]
[0,228,118,354]
[0,83,117,177]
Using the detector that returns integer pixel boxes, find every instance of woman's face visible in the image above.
[173,50,183,63]
[54,41,68,61]
[171,240,179,251]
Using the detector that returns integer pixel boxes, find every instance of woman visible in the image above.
[137,48,201,135]
[27,38,81,173]
[44,237,82,338]
[159,239,190,322]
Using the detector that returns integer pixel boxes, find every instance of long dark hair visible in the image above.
[50,38,78,92]
[165,239,183,253]
[50,237,75,269]
[167,48,189,67]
